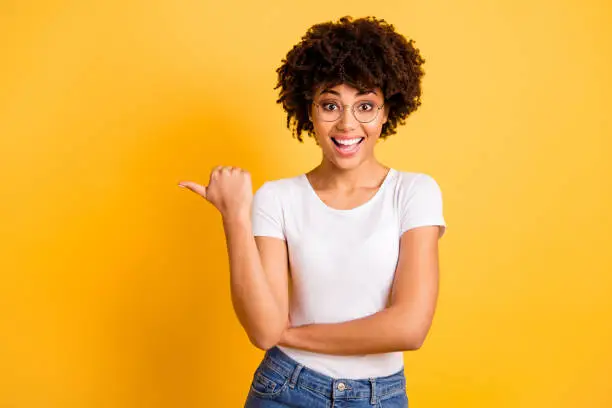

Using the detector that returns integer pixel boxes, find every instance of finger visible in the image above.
[177,181,207,198]
[211,165,225,181]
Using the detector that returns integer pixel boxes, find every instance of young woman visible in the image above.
[179,16,447,408]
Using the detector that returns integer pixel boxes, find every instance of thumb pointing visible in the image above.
[178,181,207,199]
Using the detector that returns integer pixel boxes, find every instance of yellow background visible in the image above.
[1,1,610,407]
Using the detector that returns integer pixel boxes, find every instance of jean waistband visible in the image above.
[261,346,406,403]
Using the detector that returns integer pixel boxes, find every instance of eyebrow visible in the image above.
[319,88,377,97]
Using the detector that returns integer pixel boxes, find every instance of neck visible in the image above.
[309,158,389,191]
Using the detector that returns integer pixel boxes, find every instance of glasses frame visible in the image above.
[311,100,385,123]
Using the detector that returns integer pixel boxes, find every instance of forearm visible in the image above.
[278,306,422,355]
[224,216,284,349]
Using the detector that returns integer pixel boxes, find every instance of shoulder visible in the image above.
[253,174,305,201]
[391,170,443,195]
[392,170,447,237]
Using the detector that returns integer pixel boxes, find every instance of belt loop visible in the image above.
[369,377,377,405]
[288,363,304,389]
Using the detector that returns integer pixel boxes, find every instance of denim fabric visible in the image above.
[244,346,408,408]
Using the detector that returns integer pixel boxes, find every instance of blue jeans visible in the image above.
[244,346,409,407]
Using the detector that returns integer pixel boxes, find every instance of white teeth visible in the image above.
[335,138,363,146]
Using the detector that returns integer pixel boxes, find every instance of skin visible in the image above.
[306,83,391,199]
[178,83,442,355]
[178,166,288,350]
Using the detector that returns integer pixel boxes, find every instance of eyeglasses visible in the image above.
[312,100,385,123]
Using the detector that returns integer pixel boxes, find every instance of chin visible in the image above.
[328,155,365,170]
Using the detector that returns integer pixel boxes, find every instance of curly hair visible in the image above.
[274,16,426,142]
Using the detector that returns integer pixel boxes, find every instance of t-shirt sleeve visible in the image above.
[400,173,447,238]
[251,181,286,240]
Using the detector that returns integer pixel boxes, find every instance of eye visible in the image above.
[322,102,339,112]
[357,102,374,112]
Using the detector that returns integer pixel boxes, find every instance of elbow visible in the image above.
[248,324,285,351]
[401,329,428,351]
[390,306,432,351]
[250,334,280,351]
[403,336,425,351]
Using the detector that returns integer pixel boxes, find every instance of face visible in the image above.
[309,83,389,170]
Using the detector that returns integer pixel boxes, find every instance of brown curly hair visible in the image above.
[274,16,426,142]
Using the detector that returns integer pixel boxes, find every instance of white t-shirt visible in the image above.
[251,168,447,379]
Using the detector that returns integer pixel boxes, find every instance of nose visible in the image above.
[336,105,357,131]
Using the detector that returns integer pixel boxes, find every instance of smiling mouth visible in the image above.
[331,137,365,147]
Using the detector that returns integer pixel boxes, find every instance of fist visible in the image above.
[179,166,253,221]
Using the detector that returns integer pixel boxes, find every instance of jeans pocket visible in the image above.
[377,389,409,408]
[249,361,289,398]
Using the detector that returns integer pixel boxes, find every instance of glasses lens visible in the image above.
[354,101,379,123]
[315,101,381,122]
[317,101,341,121]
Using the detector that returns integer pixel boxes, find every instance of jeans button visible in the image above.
[337,382,346,391]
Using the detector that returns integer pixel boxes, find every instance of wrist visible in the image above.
[279,326,303,348]
[278,327,293,347]
[221,210,251,227]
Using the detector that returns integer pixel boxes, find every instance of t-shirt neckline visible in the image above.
[302,168,396,213]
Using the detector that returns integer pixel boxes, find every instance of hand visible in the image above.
[178,166,253,221]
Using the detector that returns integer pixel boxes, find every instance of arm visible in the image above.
[278,225,441,355]
[179,167,289,351]
[225,218,289,351]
